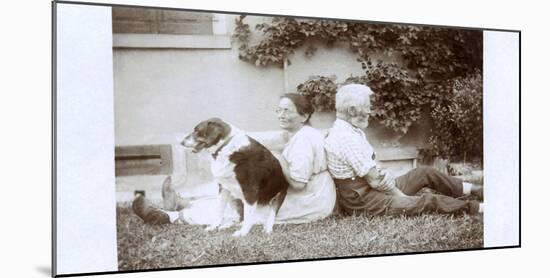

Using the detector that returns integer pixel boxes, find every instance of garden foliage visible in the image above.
[233,16,483,161]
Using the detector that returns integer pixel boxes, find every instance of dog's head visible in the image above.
[180,118,231,153]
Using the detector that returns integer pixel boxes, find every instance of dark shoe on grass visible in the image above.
[467,200,483,215]
[132,194,171,225]
[471,184,484,200]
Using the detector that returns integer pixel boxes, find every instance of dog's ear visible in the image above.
[194,120,210,136]
[206,119,231,141]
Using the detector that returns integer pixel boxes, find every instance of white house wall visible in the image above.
[113,14,429,148]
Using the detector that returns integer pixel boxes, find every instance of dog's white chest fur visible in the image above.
[209,130,250,200]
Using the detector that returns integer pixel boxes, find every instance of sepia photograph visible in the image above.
[112,5,485,270]
[53,1,520,276]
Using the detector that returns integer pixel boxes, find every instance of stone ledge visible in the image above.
[113,34,232,49]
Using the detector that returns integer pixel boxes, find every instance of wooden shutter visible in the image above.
[158,11,213,35]
[112,7,213,35]
[112,7,159,34]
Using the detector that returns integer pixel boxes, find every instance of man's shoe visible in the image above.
[132,194,171,225]
[467,200,483,215]
[471,184,484,200]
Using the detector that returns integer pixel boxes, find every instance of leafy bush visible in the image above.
[428,71,483,162]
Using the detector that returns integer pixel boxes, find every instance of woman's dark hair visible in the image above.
[281,93,314,124]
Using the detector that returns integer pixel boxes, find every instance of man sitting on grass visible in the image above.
[324,84,484,216]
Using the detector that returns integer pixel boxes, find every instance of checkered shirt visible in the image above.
[324,119,376,179]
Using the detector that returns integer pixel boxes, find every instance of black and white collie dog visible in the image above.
[180,118,288,237]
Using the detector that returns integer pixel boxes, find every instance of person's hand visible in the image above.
[377,169,396,191]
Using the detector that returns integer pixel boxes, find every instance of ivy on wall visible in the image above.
[296,76,338,112]
[233,15,483,162]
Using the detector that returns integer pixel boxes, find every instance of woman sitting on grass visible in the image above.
[132,94,336,226]
[270,93,337,223]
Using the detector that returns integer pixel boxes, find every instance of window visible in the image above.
[111,7,230,49]
[112,7,213,35]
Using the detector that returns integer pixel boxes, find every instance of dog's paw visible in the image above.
[232,229,249,237]
[218,221,234,230]
[204,224,219,232]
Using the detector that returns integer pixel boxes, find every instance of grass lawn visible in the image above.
[116,203,483,271]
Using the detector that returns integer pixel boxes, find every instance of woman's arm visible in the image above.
[273,152,307,190]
